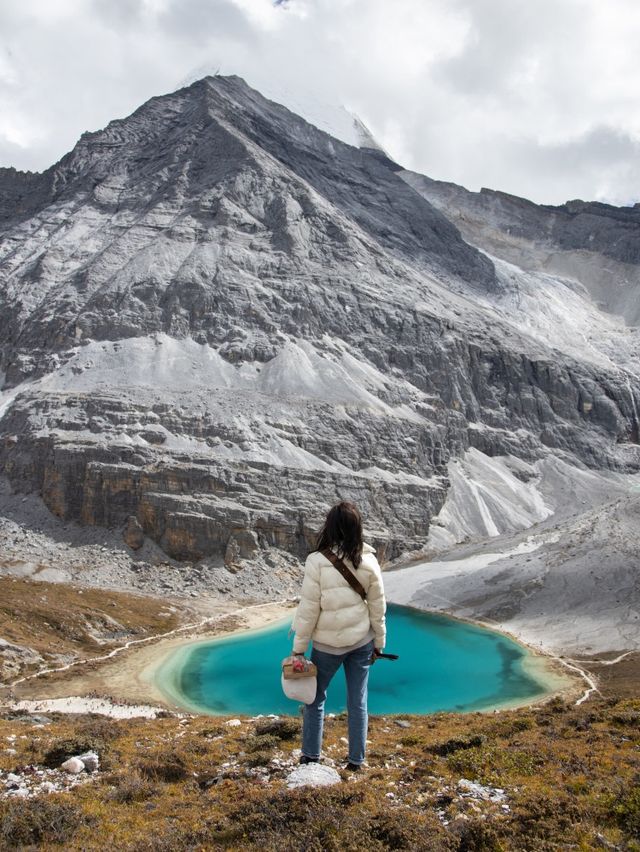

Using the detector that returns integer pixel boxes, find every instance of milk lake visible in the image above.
[153,604,567,715]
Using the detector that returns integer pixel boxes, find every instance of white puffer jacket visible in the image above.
[291,542,386,654]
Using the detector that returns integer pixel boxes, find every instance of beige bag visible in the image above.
[281,656,318,704]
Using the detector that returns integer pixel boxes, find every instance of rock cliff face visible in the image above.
[401,172,640,326]
[1,76,639,564]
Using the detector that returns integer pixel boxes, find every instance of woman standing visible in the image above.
[291,501,387,771]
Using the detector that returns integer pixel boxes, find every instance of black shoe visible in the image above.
[344,762,362,772]
[299,755,319,765]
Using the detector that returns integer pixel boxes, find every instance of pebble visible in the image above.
[394,720,411,728]
[457,778,507,803]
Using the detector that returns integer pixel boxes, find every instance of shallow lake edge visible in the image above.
[145,605,579,716]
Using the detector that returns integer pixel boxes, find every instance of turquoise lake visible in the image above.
[154,604,560,715]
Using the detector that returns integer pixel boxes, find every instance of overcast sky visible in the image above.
[1,0,639,205]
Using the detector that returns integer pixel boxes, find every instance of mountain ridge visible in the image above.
[0,74,639,569]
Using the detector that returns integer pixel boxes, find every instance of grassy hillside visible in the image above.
[0,696,638,850]
[0,578,184,683]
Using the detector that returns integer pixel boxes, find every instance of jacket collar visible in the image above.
[329,542,375,555]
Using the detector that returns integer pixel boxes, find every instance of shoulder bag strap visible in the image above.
[320,548,367,600]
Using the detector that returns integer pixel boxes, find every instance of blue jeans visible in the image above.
[301,639,374,765]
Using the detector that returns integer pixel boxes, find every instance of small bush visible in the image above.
[447,746,538,783]
[0,796,83,846]
[452,818,504,851]
[611,711,640,728]
[429,734,486,757]
[137,751,189,782]
[73,715,121,743]
[512,791,584,841]
[246,734,280,753]
[199,725,225,738]
[244,751,274,767]
[489,716,536,738]
[610,785,640,839]
[254,718,300,740]
[109,771,158,804]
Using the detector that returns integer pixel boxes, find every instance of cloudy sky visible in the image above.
[1,0,639,205]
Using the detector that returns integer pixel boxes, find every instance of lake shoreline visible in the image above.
[3,600,584,718]
[148,604,579,716]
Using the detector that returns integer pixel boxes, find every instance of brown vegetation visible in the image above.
[0,695,638,850]
[0,577,183,682]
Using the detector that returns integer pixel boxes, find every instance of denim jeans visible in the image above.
[301,639,374,765]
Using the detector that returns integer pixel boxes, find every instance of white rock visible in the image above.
[225,719,242,727]
[286,764,342,789]
[77,751,99,772]
[61,757,85,774]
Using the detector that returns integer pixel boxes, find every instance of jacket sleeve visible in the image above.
[291,555,322,654]
[367,557,387,650]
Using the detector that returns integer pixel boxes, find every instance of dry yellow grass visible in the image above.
[0,577,184,682]
[1,695,639,850]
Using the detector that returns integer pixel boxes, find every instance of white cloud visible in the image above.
[0,0,639,205]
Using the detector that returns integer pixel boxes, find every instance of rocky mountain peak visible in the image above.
[0,75,638,565]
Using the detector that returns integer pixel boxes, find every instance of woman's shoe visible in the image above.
[299,755,320,765]
[344,762,362,772]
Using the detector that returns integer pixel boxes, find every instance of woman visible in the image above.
[291,501,386,771]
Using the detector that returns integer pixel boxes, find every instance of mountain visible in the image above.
[1,74,639,575]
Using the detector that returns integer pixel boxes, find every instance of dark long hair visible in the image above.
[315,501,364,569]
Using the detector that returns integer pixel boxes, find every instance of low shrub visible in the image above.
[447,746,538,783]
[245,734,280,753]
[254,718,300,740]
[108,771,158,804]
[244,750,274,767]
[0,796,84,847]
[429,734,486,757]
[137,751,189,782]
[610,784,640,839]
[451,818,505,852]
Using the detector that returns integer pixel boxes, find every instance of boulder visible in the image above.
[286,764,342,789]
[61,757,85,774]
[77,750,100,772]
[123,515,145,550]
